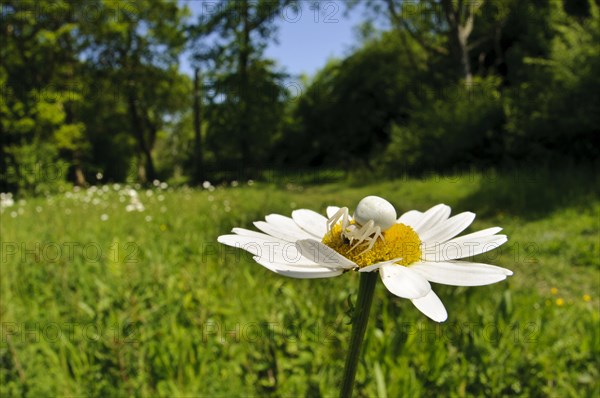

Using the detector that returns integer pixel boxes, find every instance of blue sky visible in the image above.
[180,0,366,77]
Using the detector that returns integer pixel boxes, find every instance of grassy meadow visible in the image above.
[1,167,599,397]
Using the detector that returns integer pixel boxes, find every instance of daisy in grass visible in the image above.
[218,196,512,322]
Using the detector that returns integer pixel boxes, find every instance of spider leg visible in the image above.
[341,208,350,231]
[372,227,384,242]
[348,221,376,252]
[358,226,382,254]
[326,207,348,233]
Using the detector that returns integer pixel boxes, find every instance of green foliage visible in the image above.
[0,0,189,190]
[2,0,599,191]
[195,0,295,171]
[0,0,81,193]
[76,0,188,182]
[205,60,288,169]
[1,168,598,396]
[282,0,599,175]
[504,1,600,162]
[282,31,427,168]
[383,77,505,173]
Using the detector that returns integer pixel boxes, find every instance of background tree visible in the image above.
[279,31,427,169]
[78,0,188,182]
[1,0,84,193]
[185,31,220,184]
[1,0,598,193]
[197,0,295,171]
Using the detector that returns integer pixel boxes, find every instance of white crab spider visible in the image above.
[326,196,397,254]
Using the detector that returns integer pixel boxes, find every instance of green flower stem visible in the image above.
[339,271,378,398]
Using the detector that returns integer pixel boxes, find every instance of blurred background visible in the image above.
[2,0,598,192]
[1,1,598,397]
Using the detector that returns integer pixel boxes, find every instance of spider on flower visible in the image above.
[326,196,397,254]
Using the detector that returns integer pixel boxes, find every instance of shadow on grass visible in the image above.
[456,163,600,220]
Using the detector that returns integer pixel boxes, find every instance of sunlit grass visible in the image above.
[1,168,598,397]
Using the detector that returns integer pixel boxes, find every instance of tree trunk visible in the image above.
[457,26,473,85]
[238,0,251,168]
[64,73,87,187]
[442,0,476,85]
[193,67,204,184]
[127,92,156,183]
[74,163,86,186]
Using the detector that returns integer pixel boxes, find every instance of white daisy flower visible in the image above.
[217,196,512,322]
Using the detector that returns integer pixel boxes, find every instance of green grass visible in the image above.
[1,167,599,397]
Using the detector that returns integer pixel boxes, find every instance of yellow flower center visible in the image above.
[322,222,422,267]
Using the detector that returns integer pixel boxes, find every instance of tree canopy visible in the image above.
[1,0,598,194]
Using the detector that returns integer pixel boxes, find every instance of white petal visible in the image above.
[230,228,278,240]
[253,257,343,279]
[397,210,423,228]
[452,227,503,240]
[217,233,283,253]
[419,212,476,245]
[422,234,508,261]
[255,245,322,267]
[254,220,308,242]
[379,264,431,299]
[231,228,332,266]
[218,234,316,265]
[292,209,328,238]
[411,290,448,322]
[359,263,383,273]
[326,206,340,218]
[358,258,404,273]
[410,261,512,286]
[264,214,316,240]
[412,204,451,235]
[295,239,356,270]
